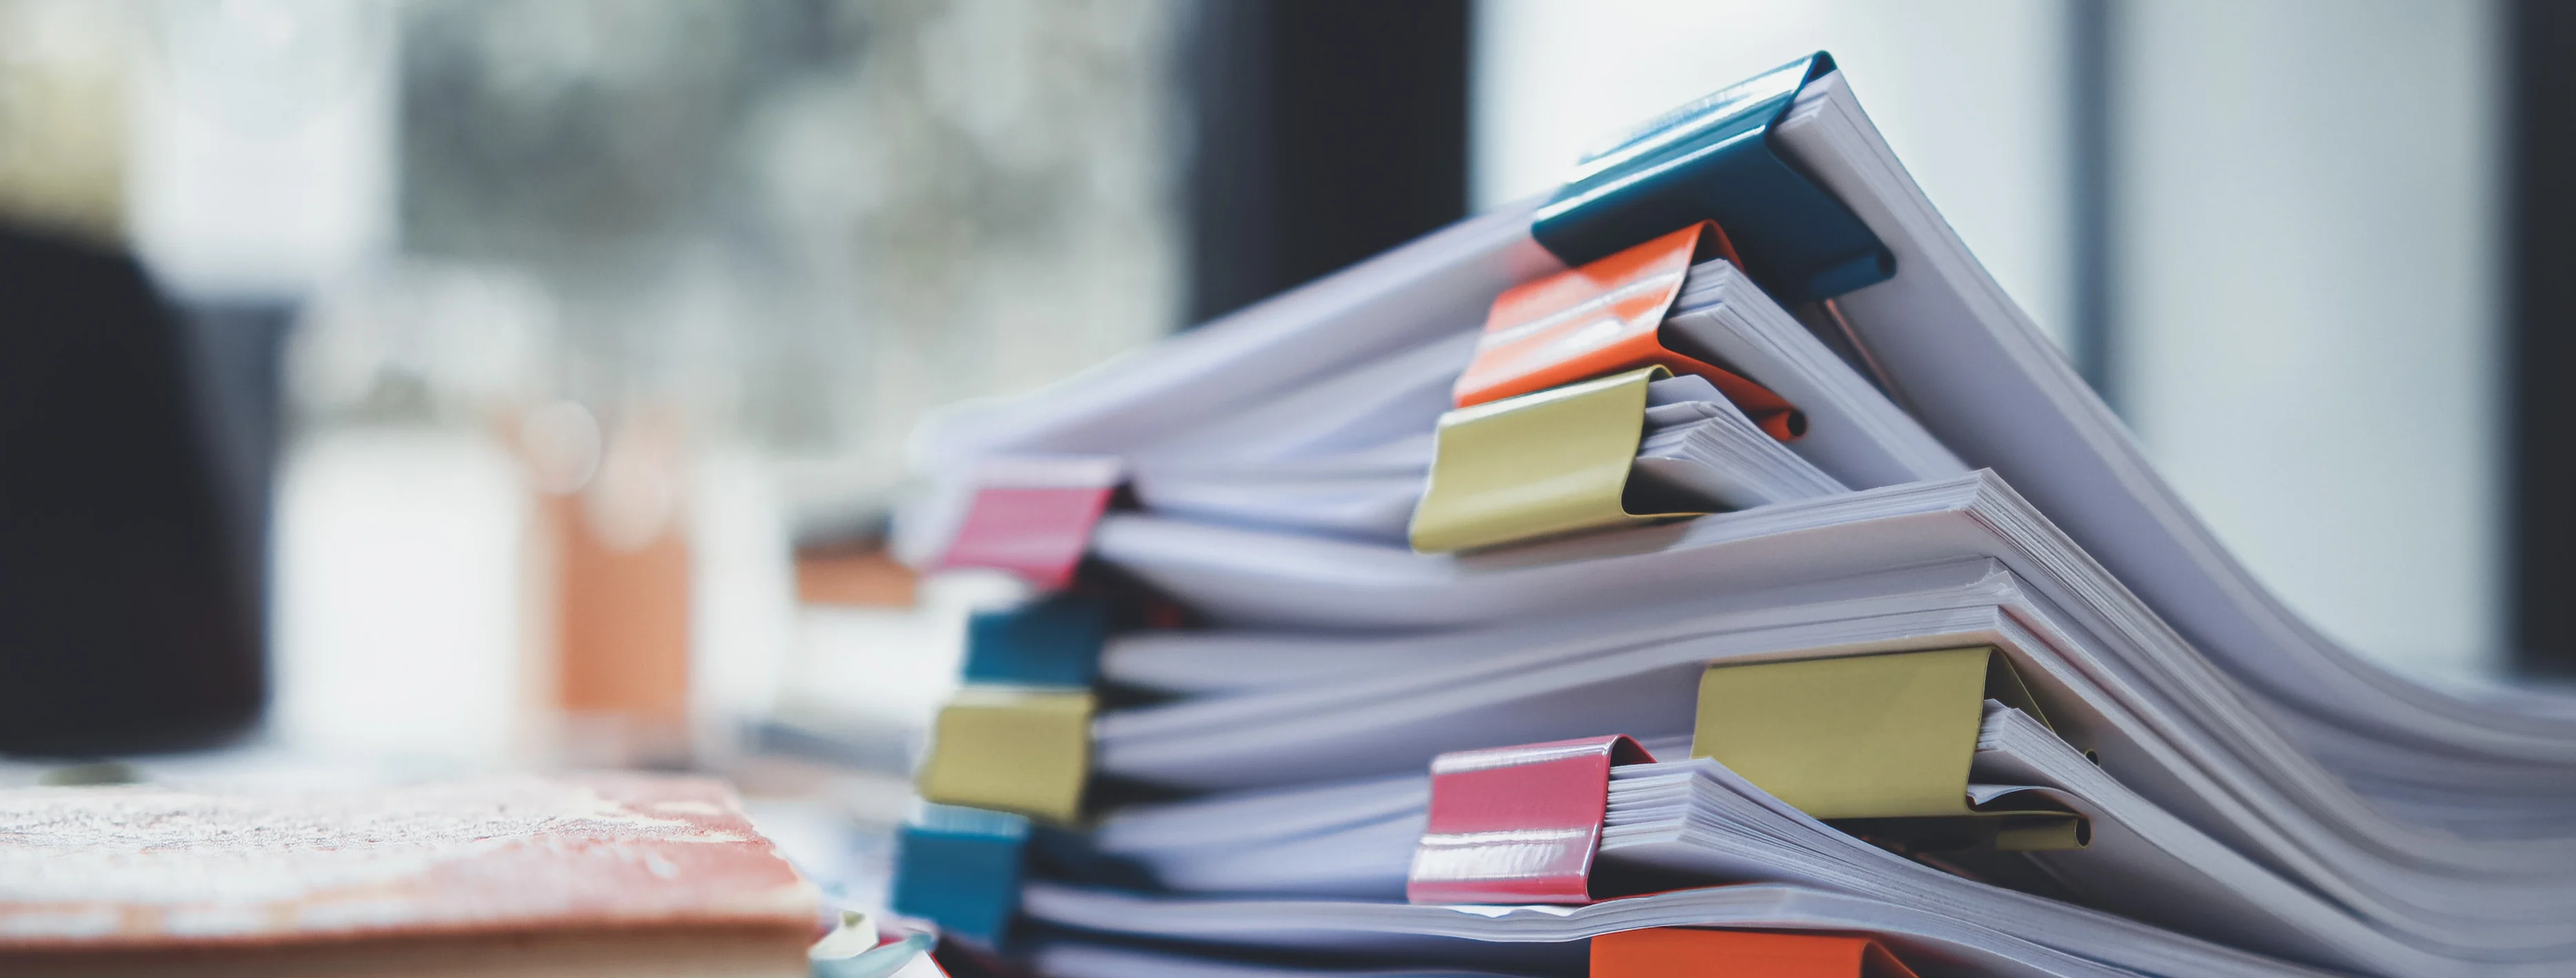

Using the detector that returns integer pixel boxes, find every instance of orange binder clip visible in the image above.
[1592,928,1922,978]
[1452,221,1804,441]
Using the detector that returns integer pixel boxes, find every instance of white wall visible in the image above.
[1475,0,2077,349]
[2115,0,2502,681]
[127,0,395,300]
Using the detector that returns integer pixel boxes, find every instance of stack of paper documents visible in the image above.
[883,52,2576,978]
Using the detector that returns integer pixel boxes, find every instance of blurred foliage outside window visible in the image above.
[0,0,1189,525]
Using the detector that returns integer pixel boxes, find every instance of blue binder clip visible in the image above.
[1531,52,1894,304]
[961,594,1110,688]
[889,803,1031,947]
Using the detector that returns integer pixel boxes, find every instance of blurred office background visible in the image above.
[0,0,2568,802]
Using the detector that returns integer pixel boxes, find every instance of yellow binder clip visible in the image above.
[916,686,1094,824]
[1693,646,2089,851]
[1409,366,1704,553]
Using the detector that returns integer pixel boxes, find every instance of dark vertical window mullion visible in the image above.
[1181,0,1472,325]
[2510,0,2576,675]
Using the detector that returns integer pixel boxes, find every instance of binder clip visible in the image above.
[930,456,1123,591]
[889,802,1032,948]
[1405,735,1656,904]
[1694,646,2088,850]
[1411,367,1707,553]
[1593,928,1924,978]
[1453,221,1801,440]
[916,687,1095,824]
[1531,52,1894,305]
[961,594,1111,688]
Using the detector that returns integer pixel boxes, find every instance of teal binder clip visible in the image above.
[1531,52,1893,303]
[889,803,1031,947]
[960,595,1110,688]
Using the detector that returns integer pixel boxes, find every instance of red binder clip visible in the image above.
[1405,735,1656,905]
[931,457,1122,591]
[1451,221,1803,440]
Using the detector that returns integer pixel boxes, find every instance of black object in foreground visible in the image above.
[0,225,261,755]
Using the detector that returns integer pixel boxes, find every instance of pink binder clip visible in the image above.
[1405,735,1656,905]
[932,457,1122,591]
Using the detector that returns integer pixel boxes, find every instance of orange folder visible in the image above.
[1451,221,1804,441]
[1592,928,1922,978]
